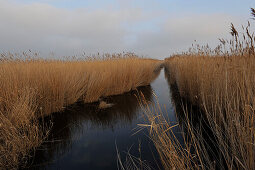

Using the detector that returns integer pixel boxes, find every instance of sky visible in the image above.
[0,0,255,59]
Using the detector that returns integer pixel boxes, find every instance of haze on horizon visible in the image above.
[0,0,255,59]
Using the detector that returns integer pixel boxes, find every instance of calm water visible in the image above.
[23,69,182,170]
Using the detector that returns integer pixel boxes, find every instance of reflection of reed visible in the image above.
[25,85,153,169]
[164,67,202,129]
[164,67,225,169]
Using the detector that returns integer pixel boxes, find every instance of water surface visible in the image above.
[24,69,180,170]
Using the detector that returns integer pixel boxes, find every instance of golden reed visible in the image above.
[0,53,162,169]
[142,8,255,170]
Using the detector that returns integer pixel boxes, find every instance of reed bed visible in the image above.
[163,55,255,169]
[0,53,162,169]
[142,8,255,170]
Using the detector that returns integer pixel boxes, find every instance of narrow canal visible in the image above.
[24,68,182,170]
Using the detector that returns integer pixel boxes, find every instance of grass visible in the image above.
[0,53,162,169]
[163,55,255,169]
[141,8,255,170]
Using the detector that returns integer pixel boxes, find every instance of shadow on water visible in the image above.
[23,64,238,170]
[164,67,227,169]
[23,85,161,170]
[20,63,228,170]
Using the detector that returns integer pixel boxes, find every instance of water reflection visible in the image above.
[25,86,153,169]
[164,67,225,169]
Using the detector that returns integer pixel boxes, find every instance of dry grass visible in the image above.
[163,55,255,169]
[141,8,255,170]
[0,53,162,169]
[138,93,191,170]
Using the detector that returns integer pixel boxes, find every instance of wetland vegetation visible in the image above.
[1,7,255,170]
[0,53,162,169]
[141,8,255,170]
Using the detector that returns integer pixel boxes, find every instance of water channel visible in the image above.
[24,68,182,170]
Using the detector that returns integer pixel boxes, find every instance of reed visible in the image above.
[163,55,255,169]
[0,53,162,169]
[142,8,255,170]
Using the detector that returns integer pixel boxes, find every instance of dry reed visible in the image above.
[142,8,255,170]
[163,55,255,169]
[0,53,162,169]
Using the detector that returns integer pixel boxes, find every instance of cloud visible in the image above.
[130,13,242,58]
[0,0,244,59]
[0,1,145,55]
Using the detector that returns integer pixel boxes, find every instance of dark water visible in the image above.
[165,67,227,169]
[22,69,182,170]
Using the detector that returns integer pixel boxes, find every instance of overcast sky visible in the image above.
[0,0,255,59]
